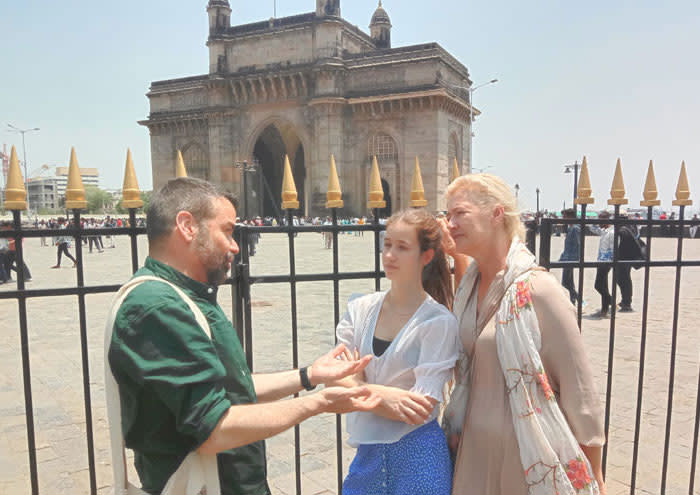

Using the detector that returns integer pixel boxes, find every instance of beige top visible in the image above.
[452,270,605,495]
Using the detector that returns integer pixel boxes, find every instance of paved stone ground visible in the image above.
[1,231,699,494]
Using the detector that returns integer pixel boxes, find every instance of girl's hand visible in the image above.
[376,387,436,425]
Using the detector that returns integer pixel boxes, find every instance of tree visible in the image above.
[115,190,152,214]
[85,186,114,214]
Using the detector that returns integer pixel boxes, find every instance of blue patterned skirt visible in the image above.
[343,419,452,495]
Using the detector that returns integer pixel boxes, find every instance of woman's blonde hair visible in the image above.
[446,173,526,240]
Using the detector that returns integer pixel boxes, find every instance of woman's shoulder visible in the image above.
[421,297,459,325]
[525,270,574,313]
[347,291,384,314]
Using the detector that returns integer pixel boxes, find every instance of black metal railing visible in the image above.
[2,205,699,494]
[539,206,700,495]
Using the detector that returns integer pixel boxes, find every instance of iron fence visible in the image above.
[2,204,699,494]
[540,205,700,495]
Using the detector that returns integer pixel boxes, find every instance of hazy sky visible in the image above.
[2,0,698,212]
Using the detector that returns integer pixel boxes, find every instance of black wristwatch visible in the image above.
[299,366,316,391]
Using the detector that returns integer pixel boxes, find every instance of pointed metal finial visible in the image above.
[640,160,661,207]
[608,158,629,206]
[122,149,144,209]
[367,155,386,209]
[451,157,460,183]
[3,146,27,210]
[673,161,692,206]
[65,147,87,210]
[575,156,594,204]
[175,150,188,178]
[281,154,299,209]
[326,154,344,209]
[410,157,428,207]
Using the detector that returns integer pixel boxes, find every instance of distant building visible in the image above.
[26,167,100,211]
[27,177,59,211]
[140,0,475,216]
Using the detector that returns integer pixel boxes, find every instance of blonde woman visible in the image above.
[440,174,607,495]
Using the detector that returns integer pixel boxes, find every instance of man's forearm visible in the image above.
[252,369,305,402]
[198,394,325,454]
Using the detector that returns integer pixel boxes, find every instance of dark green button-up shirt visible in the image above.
[109,257,269,495]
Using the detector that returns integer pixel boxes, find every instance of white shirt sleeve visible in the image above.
[336,308,356,352]
[410,315,460,402]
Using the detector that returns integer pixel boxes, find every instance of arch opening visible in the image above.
[251,123,306,218]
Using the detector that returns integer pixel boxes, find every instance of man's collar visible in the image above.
[144,257,218,301]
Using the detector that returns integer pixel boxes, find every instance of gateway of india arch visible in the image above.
[140,0,476,217]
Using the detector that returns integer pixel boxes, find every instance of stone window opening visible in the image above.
[182,143,209,181]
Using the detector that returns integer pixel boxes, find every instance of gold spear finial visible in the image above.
[65,147,87,210]
[175,150,188,178]
[451,157,461,183]
[672,161,692,206]
[326,154,344,209]
[367,155,386,209]
[121,149,144,209]
[640,160,661,207]
[575,156,594,204]
[608,158,629,206]
[3,146,27,210]
[410,157,428,207]
[281,154,299,209]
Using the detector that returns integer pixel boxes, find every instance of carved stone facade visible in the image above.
[140,0,475,217]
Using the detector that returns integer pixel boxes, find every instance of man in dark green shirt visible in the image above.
[109,178,377,494]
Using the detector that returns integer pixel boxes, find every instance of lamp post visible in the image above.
[7,124,40,209]
[563,160,580,207]
[514,183,520,201]
[444,79,498,172]
[536,187,541,216]
[472,165,495,174]
[233,159,259,220]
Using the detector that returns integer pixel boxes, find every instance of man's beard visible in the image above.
[195,228,232,286]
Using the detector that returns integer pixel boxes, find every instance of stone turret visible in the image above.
[370,1,391,49]
[207,0,231,35]
[316,0,340,17]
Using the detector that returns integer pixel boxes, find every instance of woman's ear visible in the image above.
[175,210,198,243]
[492,205,506,226]
[421,248,435,266]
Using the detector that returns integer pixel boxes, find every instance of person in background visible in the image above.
[559,208,580,304]
[51,217,77,268]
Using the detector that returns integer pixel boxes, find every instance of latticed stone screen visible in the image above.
[182,143,209,181]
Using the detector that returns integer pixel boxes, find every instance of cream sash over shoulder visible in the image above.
[104,276,221,495]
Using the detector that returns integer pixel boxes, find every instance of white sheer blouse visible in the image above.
[336,291,460,446]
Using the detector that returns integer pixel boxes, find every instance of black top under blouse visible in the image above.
[373,336,392,357]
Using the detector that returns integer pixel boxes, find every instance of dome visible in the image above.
[370,1,391,25]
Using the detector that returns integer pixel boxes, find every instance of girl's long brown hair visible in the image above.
[386,209,454,310]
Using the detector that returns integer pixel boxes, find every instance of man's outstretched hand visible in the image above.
[308,344,372,387]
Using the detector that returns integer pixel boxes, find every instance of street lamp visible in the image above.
[563,161,580,207]
[7,124,40,210]
[514,183,520,201]
[444,79,498,172]
[536,187,541,216]
[233,159,259,220]
[472,165,495,174]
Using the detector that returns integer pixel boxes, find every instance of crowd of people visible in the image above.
[0,216,145,282]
